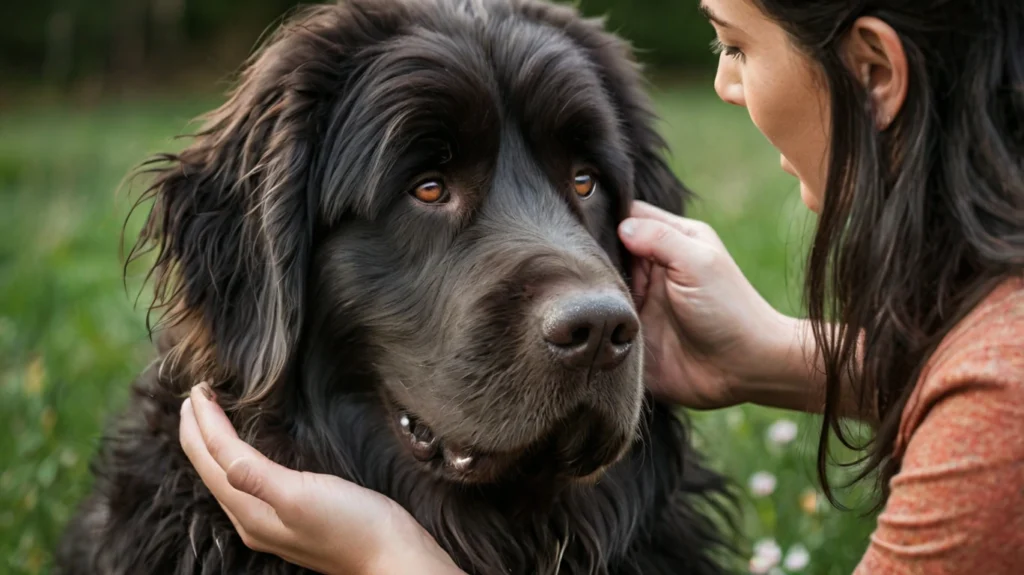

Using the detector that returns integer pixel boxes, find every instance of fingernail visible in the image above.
[196,382,215,402]
[620,219,636,238]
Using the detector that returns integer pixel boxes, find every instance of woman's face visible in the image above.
[702,0,831,213]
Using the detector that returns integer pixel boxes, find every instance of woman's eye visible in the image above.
[710,38,745,61]
[573,171,597,199]
[411,179,449,204]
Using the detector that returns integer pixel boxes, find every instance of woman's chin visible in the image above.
[800,182,823,214]
[780,156,823,214]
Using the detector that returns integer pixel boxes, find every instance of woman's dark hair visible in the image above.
[753,0,1024,509]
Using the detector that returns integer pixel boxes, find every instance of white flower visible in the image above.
[766,419,798,446]
[748,555,775,574]
[748,471,777,497]
[749,538,782,573]
[784,544,811,571]
[753,539,782,563]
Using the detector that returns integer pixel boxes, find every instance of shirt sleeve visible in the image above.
[854,347,1024,575]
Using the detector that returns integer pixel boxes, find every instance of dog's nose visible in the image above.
[541,290,639,371]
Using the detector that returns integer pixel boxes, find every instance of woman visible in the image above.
[179,0,1024,572]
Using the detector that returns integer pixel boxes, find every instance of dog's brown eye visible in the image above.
[573,171,597,199]
[413,180,448,204]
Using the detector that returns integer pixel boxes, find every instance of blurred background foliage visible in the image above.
[1,1,878,574]
[0,0,716,100]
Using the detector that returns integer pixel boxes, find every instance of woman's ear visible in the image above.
[844,16,909,131]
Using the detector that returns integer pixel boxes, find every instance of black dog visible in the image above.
[56,0,737,573]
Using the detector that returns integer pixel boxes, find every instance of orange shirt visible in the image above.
[855,277,1024,574]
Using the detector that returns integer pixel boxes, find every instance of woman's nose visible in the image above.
[714,60,745,107]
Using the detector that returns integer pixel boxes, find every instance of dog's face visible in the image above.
[313,78,643,483]
[136,0,690,486]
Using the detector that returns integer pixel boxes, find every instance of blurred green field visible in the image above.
[0,82,877,574]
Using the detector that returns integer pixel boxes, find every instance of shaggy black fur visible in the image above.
[55,1,738,573]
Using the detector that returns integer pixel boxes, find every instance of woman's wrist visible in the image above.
[730,313,824,413]
[732,314,877,423]
[359,507,465,575]
[366,553,465,575]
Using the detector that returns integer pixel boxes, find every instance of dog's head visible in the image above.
[135,0,690,485]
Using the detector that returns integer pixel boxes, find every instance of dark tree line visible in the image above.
[0,0,716,88]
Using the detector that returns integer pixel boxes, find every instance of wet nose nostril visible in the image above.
[540,290,638,371]
[610,322,637,346]
[569,327,591,348]
[544,322,592,349]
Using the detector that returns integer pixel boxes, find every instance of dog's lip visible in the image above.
[394,409,484,474]
[385,397,627,485]
[397,412,441,462]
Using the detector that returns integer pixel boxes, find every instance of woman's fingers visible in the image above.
[643,262,672,322]
[180,398,245,528]
[181,390,291,545]
[630,255,653,309]
[188,384,259,466]
[223,456,317,530]
[188,384,296,512]
[180,385,458,575]
[619,217,715,283]
[628,201,724,248]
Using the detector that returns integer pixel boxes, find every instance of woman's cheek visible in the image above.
[743,73,795,160]
[745,65,832,213]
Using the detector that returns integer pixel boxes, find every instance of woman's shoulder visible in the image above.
[898,277,1024,448]
[924,275,1023,384]
[867,277,1024,575]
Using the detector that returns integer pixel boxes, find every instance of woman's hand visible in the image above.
[619,201,804,410]
[178,383,464,575]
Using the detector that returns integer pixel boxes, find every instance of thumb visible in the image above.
[225,455,294,512]
[619,217,709,281]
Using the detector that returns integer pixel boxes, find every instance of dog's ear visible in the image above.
[578,25,694,218]
[513,1,694,217]
[577,35,692,217]
[129,3,404,404]
[618,103,692,217]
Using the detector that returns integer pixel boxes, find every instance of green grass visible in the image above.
[0,84,876,574]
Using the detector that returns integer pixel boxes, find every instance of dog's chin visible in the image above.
[384,397,634,486]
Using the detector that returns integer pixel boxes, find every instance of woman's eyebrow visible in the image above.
[699,2,733,29]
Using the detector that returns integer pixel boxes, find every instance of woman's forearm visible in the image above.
[735,314,878,425]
